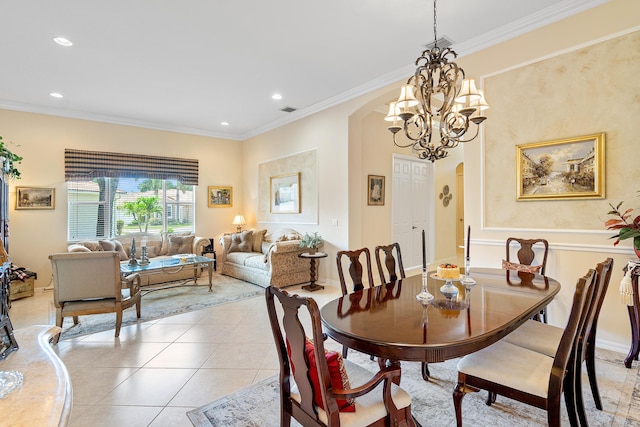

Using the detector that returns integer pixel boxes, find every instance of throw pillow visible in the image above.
[228,230,253,253]
[99,240,129,261]
[252,229,267,252]
[502,259,542,274]
[168,234,195,255]
[288,338,355,412]
[114,240,129,261]
[99,240,116,252]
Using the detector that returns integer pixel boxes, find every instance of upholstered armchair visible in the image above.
[49,252,142,343]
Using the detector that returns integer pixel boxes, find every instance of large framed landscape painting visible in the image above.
[516,133,605,201]
[15,187,55,210]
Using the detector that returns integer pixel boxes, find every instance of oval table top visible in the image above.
[321,267,560,363]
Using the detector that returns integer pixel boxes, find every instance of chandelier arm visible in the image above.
[392,132,419,149]
[455,127,481,144]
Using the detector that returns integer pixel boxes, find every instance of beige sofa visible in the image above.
[68,232,209,286]
[219,228,315,288]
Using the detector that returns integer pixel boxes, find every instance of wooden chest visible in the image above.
[10,277,34,301]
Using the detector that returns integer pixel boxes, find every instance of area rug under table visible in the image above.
[59,274,262,340]
[188,348,640,426]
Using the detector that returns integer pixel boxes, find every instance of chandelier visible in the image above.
[385,0,489,162]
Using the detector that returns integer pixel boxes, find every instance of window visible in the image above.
[67,177,195,241]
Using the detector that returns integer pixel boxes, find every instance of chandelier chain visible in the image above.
[433,0,437,45]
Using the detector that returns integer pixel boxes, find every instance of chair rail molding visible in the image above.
[473,238,633,255]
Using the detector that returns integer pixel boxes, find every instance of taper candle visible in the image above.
[465,226,471,259]
[422,229,426,271]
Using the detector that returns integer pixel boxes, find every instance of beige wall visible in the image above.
[458,0,640,352]
[0,109,243,283]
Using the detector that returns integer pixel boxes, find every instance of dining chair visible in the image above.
[503,257,613,425]
[336,248,376,359]
[374,243,406,284]
[452,268,597,427]
[49,252,142,344]
[505,237,550,322]
[373,243,433,380]
[265,286,415,427]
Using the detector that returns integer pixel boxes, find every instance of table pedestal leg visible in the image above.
[302,258,324,292]
[208,263,213,292]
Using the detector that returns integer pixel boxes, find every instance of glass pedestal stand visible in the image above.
[416,270,434,303]
[439,279,459,299]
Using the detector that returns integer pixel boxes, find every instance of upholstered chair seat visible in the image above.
[290,359,412,427]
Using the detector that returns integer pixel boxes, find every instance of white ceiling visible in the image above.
[0,0,607,141]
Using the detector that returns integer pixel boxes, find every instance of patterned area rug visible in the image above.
[59,274,262,340]
[188,347,640,426]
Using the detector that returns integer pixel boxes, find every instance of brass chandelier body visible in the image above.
[385,0,488,162]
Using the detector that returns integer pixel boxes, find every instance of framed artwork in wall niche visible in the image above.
[516,132,605,201]
[207,186,232,208]
[15,187,55,210]
[368,175,385,206]
[270,173,300,213]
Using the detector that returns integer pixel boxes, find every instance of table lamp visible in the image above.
[232,214,246,232]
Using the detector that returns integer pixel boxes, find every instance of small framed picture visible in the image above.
[208,186,232,208]
[516,133,605,201]
[270,173,301,214]
[16,187,55,210]
[368,175,385,206]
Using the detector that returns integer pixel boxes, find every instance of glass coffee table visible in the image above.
[120,255,216,292]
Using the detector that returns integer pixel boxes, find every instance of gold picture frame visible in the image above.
[516,133,605,201]
[270,173,300,213]
[207,186,232,208]
[367,175,385,206]
[16,187,55,210]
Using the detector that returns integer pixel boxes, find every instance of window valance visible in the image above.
[64,149,199,185]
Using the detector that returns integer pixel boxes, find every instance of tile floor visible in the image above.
[8,279,343,427]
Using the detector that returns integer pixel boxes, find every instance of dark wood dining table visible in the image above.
[321,267,560,364]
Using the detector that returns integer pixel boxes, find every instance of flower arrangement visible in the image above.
[605,192,640,255]
[300,232,323,251]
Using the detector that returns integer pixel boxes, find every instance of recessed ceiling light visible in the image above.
[271,94,282,100]
[221,122,229,126]
[49,92,64,98]
[53,37,73,47]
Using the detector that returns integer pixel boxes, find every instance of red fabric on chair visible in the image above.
[287,338,355,412]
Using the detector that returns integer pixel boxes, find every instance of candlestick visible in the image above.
[465,225,470,259]
[422,229,427,271]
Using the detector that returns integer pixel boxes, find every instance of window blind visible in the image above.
[64,149,199,185]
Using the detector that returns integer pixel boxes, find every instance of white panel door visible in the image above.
[392,158,412,264]
[392,156,434,270]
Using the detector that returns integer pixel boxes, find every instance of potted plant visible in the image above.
[0,136,23,180]
[300,232,323,254]
[605,192,640,258]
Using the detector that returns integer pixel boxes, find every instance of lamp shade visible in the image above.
[232,214,246,226]
[232,214,246,232]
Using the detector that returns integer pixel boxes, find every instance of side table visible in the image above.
[201,238,217,271]
[298,252,327,292]
[625,262,640,368]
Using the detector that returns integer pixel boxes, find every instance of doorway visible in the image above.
[391,155,434,271]
[456,162,464,266]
